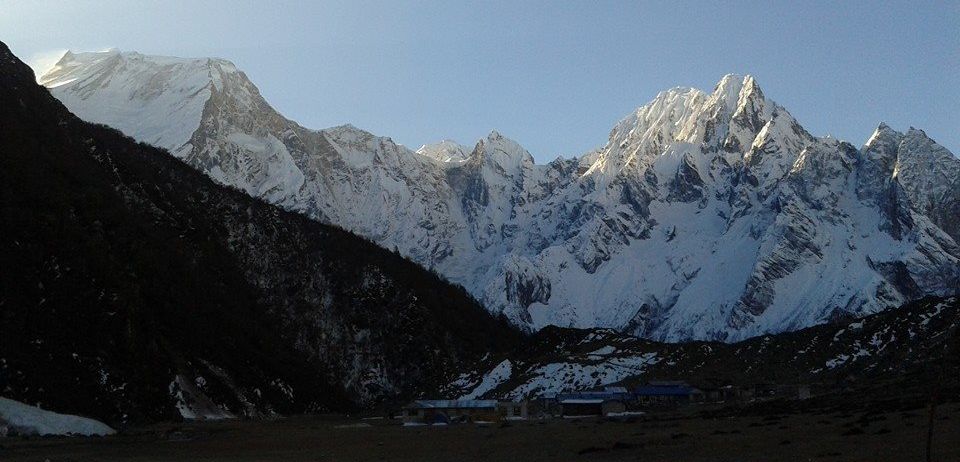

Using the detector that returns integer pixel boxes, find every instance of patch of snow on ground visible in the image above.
[505,353,659,398]
[168,375,234,420]
[587,345,617,356]
[920,301,951,327]
[824,343,872,369]
[0,397,115,436]
[459,360,512,399]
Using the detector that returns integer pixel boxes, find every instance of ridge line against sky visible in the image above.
[2,0,957,161]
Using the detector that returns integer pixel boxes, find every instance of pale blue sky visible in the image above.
[2,0,957,160]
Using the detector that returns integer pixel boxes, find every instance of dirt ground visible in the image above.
[1,401,957,462]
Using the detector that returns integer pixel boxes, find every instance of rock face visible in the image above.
[0,42,520,425]
[41,51,960,341]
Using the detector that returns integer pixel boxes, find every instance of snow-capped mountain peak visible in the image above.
[472,130,535,171]
[585,74,783,183]
[864,122,901,152]
[39,49,245,158]
[710,73,763,115]
[417,140,470,162]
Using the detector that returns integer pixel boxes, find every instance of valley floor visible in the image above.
[1,401,957,462]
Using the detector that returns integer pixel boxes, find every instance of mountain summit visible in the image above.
[40,52,960,342]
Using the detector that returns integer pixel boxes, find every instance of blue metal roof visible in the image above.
[559,398,605,404]
[558,391,630,400]
[603,386,628,393]
[633,385,701,396]
[407,400,498,409]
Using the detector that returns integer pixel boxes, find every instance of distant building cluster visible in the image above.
[403,381,813,424]
[401,400,526,425]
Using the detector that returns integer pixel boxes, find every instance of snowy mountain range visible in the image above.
[39,49,960,342]
[0,41,520,424]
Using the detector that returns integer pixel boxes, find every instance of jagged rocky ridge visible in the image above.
[40,50,960,341]
[446,297,959,400]
[0,42,520,426]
